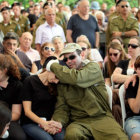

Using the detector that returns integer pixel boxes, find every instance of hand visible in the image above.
[112,32,122,37]
[47,72,59,84]
[124,74,137,89]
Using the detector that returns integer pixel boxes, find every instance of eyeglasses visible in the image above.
[63,55,76,62]
[128,44,139,49]
[109,53,119,57]
[81,47,87,51]
[44,46,55,52]
[121,5,129,8]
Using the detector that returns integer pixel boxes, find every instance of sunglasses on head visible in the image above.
[109,53,119,57]
[63,55,76,62]
[44,46,55,52]
[128,44,139,49]
[121,5,129,8]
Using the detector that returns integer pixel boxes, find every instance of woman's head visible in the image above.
[136,9,140,20]
[77,40,91,60]
[52,36,64,53]
[108,42,126,64]
[0,101,11,137]
[128,36,140,58]
[110,36,123,45]
[0,54,21,80]
[40,42,55,59]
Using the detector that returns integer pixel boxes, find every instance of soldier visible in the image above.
[0,6,21,36]
[109,0,139,50]
[11,2,30,33]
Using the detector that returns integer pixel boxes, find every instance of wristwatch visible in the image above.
[121,32,125,37]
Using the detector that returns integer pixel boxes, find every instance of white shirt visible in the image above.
[90,49,103,62]
[35,22,66,45]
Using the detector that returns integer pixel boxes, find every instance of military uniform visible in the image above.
[109,13,139,48]
[0,20,22,36]
[11,15,30,33]
[51,62,128,140]
[106,11,119,45]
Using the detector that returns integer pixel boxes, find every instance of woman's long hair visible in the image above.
[0,54,21,80]
[0,101,11,136]
[107,42,128,77]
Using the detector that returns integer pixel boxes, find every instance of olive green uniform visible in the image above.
[11,15,30,33]
[106,12,119,45]
[0,20,22,36]
[109,13,139,47]
[51,62,128,140]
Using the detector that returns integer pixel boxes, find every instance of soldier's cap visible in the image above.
[43,1,54,9]
[4,32,19,42]
[60,43,82,57]
[11,2,20,8]
[1,6,10,12]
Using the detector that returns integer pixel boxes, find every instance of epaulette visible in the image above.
[130,16,137,20]
[111,16,119,20]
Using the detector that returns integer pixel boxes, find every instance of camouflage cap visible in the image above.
[60,43,82,57]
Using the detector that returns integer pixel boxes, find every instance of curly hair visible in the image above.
[0,54,21,80]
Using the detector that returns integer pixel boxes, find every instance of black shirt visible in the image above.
[0,77,22,109]
[20,75,57,125]
[125,76,140,119]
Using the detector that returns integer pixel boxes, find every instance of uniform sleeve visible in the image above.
[51,62,104,88]
[131,19,139,35]
[109,18,120,34]
[52,85,70,126]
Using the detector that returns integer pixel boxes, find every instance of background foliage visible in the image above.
[0,0,139,9]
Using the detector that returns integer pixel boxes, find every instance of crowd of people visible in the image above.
[0,0,140,139]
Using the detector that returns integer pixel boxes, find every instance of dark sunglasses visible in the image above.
[81,47,87,51]
[128,44,139,49]
[109,53,119,57]
[63,55,76,62]
[121,5,129,8]
[44,46,55,52]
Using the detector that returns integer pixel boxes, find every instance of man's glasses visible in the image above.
[121,5,129,8]
[44,46,55,52]
[128,44,139,49]
[109,53,119,57]
[63,55,76,62]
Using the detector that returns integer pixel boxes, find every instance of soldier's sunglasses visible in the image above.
[63,55,76,62]
[121,5,129,8]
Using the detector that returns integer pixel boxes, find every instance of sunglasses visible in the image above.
[63,55,76,62]
[44,46,55,52]
[81,47,87,51]
[109,53,119,57]
[128,44,139,49]
[121,5,129,8]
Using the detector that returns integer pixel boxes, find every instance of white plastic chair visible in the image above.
[118,84,126,129]
[105,85,113,110]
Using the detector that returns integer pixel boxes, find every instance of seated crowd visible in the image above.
[0,0,140,140]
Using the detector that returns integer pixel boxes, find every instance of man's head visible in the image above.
[20,32,33,51]
[44,8,56,25]
[118,0,130,15]
[1,7,10,22]
[3,32,19,53]
[131,7,138,17]
[77,0,89,16]
[12,2,21,17]
[60,43,82,69]
[34,3,40,16]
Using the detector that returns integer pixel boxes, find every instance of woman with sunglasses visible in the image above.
[31,42,55,74]
[112,36,140,84]
[52,36,64,60]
